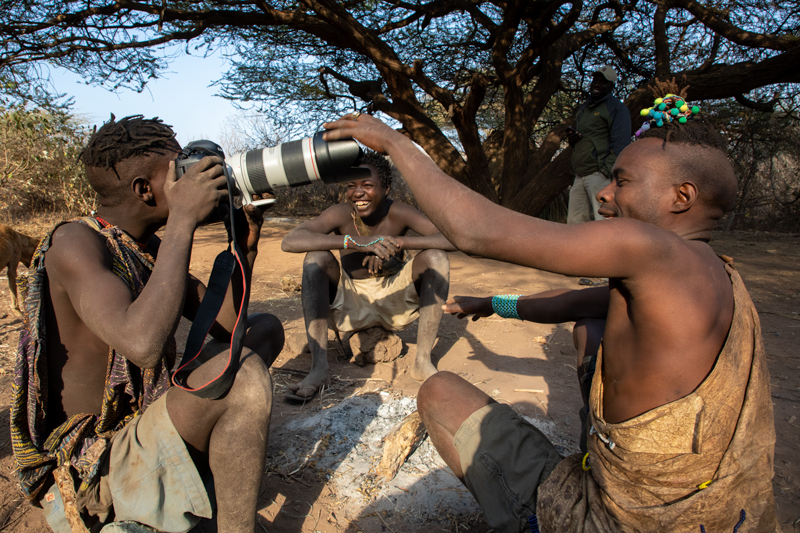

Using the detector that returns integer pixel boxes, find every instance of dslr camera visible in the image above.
[174,133,370,209]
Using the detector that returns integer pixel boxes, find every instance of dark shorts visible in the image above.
[453,402,562,533]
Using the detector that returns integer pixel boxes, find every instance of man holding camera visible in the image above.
[11,115,284,532]
[281,149,455,401]
[566,66,631,223]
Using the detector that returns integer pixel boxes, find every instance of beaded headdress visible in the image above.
[635,92,700,137]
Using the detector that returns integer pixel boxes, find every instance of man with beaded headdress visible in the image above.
[11,114,285,532]
[566,65,632,224]
[321,81,781,532]
[281,148,455,401]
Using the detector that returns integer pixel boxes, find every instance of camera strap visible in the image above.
[171,177,250,399]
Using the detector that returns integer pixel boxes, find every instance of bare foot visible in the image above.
[286,367,331,402]
[411,357,438,382]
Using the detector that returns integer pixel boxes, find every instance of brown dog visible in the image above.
[0,224,40,314]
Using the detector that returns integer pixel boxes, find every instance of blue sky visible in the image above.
[48,52,242,146]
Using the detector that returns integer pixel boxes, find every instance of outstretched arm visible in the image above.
[322,115,670,280]
[392,202,456,251]
[444,287,609,323]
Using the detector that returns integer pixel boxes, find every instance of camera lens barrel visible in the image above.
[226,133,367,198]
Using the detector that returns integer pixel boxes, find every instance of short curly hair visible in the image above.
[359,148,395,190]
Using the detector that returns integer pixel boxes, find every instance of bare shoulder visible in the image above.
[386,200,438,234]
[387,200,422,217]
[47,222,111,279]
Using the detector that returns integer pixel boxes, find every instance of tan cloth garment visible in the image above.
[537,262,781,532]
[329,257,419,333]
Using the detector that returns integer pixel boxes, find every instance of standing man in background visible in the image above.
[566,66,631,224]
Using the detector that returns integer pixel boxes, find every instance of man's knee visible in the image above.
[303,250,338,272]
[229,354,273,417]
[414,249,449,273]
[418,371,460,417]
[413,249,450,293]
[245,313,284,366]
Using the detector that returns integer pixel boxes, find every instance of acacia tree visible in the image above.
[1,0,797,215]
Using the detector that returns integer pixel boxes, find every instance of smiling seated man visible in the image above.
[11,115,284,533]
[281,149,454,401]
[321,97,780,531]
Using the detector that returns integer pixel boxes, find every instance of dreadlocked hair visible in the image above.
[359,148,395,190]
[80,114,178,170]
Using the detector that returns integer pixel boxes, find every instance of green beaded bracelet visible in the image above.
[492,294,522,319]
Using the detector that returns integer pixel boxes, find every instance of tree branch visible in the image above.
[653,4,670,78]
[666,0,800,51]
[734,93,778,113]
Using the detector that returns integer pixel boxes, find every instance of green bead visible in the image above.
[658,103,667,111]
[691,106,700,113]
[670,108,679,116]
[679,116,688,124]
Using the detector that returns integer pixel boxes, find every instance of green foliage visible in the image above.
[0,106,94,220]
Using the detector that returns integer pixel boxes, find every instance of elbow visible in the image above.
[126,340,171,369]
[280,238,295,253]
[448,232,481,256]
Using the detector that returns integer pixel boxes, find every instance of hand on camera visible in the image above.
[442,296,494,321]
[165,156,227,226]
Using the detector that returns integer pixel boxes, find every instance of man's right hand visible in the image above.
[443,296,494,321]
[164,156,228,225]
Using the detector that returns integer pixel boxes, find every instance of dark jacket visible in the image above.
[571,92,631,178]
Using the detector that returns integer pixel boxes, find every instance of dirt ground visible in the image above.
[0,218,798,533]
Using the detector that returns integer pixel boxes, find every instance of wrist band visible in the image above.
[492,294,522,319]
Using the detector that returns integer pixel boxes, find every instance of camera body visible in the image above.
[174,133,370,209]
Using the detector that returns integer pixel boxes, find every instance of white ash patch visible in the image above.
[269,391,578,524]
[270,391,476,522]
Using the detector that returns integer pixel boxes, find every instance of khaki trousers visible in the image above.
[567,171,610,224]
